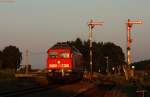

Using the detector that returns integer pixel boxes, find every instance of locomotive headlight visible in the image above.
[57,60,60,64]
[67,69,72,72]
[48,70,52,72]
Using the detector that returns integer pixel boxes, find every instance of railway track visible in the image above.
[0,84,59,97]
[71,83,115,97]
[0,79,116,97]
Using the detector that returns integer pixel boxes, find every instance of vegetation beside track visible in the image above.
[0,69,15,79]
[103,77,149,97]
[85,72,150,97]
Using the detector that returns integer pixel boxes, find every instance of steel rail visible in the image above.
[0,84,59,97]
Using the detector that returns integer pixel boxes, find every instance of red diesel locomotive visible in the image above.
[46,42,83,79]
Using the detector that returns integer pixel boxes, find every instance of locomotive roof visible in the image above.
[50,42,81,54]
[51,42,72,49]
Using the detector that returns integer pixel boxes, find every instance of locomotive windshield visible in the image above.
[49,51,70,58]
[49,52,58,58]
[60,52,70,58]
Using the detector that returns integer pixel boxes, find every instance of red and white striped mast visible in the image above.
[88,19,103,75]
[126,19,142,67]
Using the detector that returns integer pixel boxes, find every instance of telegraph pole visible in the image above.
[88,19,103,77]
[126,19,142,77]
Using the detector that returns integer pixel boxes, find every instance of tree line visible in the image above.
[1,39,149,75]
[0,38,125,74]
[0,45,22,70]
[67,38,125,74]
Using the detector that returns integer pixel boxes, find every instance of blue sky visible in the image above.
[0,0,150,68]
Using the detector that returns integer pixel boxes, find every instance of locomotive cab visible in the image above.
[46,43,83,79]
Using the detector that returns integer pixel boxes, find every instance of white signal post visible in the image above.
[88,19,103,76]
[126,19,142,76]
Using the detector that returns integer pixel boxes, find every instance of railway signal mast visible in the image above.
[126,19,142,77]
[88,19,103,76]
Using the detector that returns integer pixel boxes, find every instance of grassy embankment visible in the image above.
[92,73,150,97]
[108,75,150,97]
